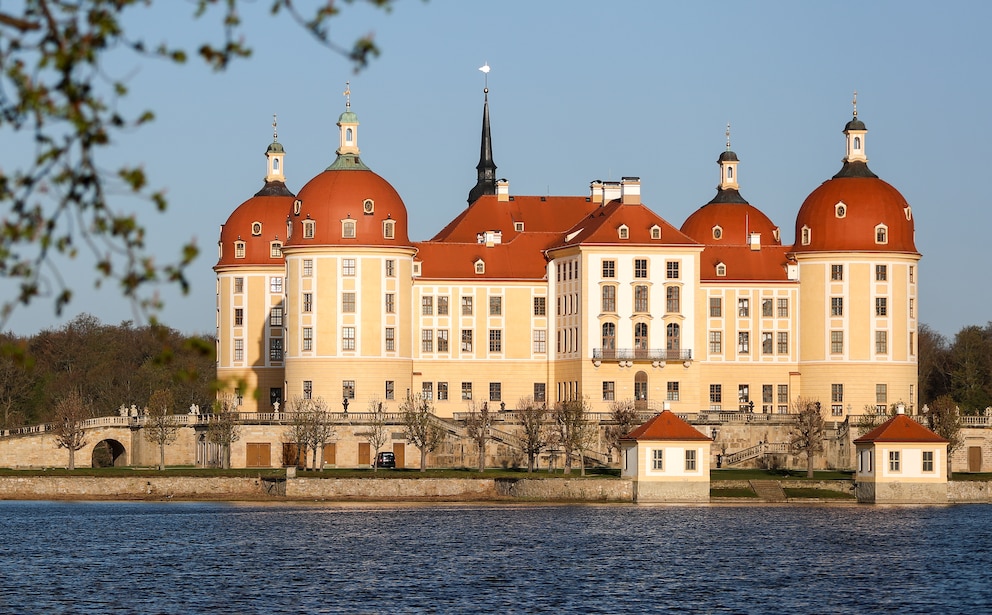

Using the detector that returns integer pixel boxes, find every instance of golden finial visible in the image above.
[272,113,278,142]
[344,81,351,110]
[852,90,858,117]
[725,122,731,150]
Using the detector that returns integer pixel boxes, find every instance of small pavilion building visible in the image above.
[621,410,712,502]
[853,408,949,504]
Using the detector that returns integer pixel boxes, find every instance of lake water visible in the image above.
[0,501,989,614]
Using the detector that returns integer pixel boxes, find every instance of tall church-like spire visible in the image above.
[468,63,497,204]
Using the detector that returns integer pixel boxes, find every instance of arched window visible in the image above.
[667,323,681,351]
[875,225,888,244]
[727,167,733,179]
[801,226,811,245]
[854,136,861,150]
[346,128,354,144]
[601,322,616,351]
[273,158,280,172]
[716,263,727,277]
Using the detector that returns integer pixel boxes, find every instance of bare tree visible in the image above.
[553,398,595,475]
[855,403,888,436]
[605,399,640,463]
[400,393,447,472]
[517,397,550,473]
[464,400,493,473]
[364,398,390,472]
[207,394,242,469]
[52,390,90,470]
[144,388,182,470]
[789,397,825,478]
[284,396,311,468]
[305,397,336,472]
[925,395,964,477]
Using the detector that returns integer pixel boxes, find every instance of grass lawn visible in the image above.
[710,487,758,498]
[949,472,992,481]
[711,468,854,481]
[783,487,855,500]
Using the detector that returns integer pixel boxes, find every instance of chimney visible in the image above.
[749,232,761,251]
[496,178,509,202]
[621,176,641,205]
[603,181,621,204]
[589,180,604,204]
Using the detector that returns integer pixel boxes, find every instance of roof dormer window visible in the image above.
[342,219,356,239]
[474,259,485,274]
[801,225,811,246]
[303,220,315,239]
[251,221,262,236]
[234,241,246,259]
[835,201,847,218]
[713,226,723,240]
[618,225,629,240]
[875,224,888,245]
[363,199,374,215]
[383,219,395,240]
[293,199,302,216]
[650,225,661,240]
[514,222,524,232]
[716,262,726,277]
[413,262,422,276]
[904,205,912,221]
[286,219,293,239]
[270,241,282,258]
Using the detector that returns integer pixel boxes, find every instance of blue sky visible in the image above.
[2,0,989,337]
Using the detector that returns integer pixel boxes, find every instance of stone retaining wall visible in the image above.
[0,476,267,499]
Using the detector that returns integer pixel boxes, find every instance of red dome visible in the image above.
[794,175,916,253]
[680,195,781,246]
[286,169,410,247]
[216,188,294,268]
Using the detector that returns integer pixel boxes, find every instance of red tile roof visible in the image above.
[556,200,699,248]
[698,245,793,281]
[853,414,948,444]
[430,194,600,243]
[415,232,558,280]
[623,410,711,441]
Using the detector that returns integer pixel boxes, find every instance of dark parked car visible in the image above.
[376,451,396,469]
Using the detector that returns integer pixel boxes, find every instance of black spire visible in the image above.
[468,89,497,204]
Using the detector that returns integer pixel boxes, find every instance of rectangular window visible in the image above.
[778,384,789,404]
[876,297,888,316]
[342,259,356,276]
[343,380,355,400]
[709,331,722,354]
[831,384,844,416]
[461,382,473,400]
[270,277,283,293]
[922,451,934,473]
[910,298,915,318]
[386,259,395,277]
[303,380,312,400]
[299,326,312,351]
[762,384,774,409]
[777,332,789,354]
[685,449,696,471]
[533,329,547,353]
[831,297,844,316]
[461,296,473,315]
[422,381,433,401]
[489,296,502,316]
[342,327,356,350]
[533,383,546,403]
[234,339,244,362]
[489,382,501,402]
[909,266,914,283]
[385,327,395,351]
[385,380,394,400]
[385,293,395,313]
[666,261,679,279]
[738,332,750,354]
[421,329,433,353]
[461,330,473,352]
[269,305,284,326]
[876,330,888,354]
[762,299,773,317]
[270,242,282,258]
[831,331,844,354]
[422,296,434,315]
[235,242,246,259]
[831,264,843,281]
[777,298,788,317]
[303,293,313,312]
[533,296,547,316]
[234,277,244,293]
[652,449,664,471]
[432,296,447,315]
[303,259,313,277]
[761,332,773,354]
[738,298,750,317]
[437,329,449,352]
[739,384,750,408]
[234,308,244,326]
[709,297,722,318]
[489,329,502,353]
[602,260,616,278]
[876,264,887,281]
[709,384,722,406]
[876,384,888,404]
[889,451,900,472]
[634,285,649,312]
[634,259,648,278]
[269,338,283,361]
[342,292,356,313]
[437,382,449,401]
[666,381,680,401]
[603,381,615,401]
[602,286,616,312]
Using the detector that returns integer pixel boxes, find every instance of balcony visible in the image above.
[592,348,692,362]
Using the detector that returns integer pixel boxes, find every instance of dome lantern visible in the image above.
[718,122,740,191]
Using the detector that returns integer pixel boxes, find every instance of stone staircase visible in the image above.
[749,480,787,502]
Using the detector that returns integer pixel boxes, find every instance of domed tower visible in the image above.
[681,128,797,413]
[282,90,416,411]
[215,117,295,411]
[792,97,920,417]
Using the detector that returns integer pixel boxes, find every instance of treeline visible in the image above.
[919,323,992,413]
[0,314,215,429]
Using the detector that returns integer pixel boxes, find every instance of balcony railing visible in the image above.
[592,348,692,362]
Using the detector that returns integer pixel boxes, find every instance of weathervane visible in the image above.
[725,122,731,150]
[344,81,351,110]
[479,62,490,93]
[852,90,858,117]
[272,113,278,141]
